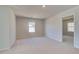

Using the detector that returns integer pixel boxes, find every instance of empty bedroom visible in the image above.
[1,5,79,54]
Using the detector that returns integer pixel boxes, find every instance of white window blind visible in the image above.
[67,22,74,32]
[28,22,35,32]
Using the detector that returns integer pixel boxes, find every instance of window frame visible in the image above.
[67,22,74,32]
[28,22,35,32]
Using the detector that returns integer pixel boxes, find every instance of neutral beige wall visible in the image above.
[16,17,45,39]
[63,18,74,36]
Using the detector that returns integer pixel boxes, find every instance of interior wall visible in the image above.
[0,6,9,49]
[9,8,16,47]
[0,6,16,50]
[45,15,62,42]
[45,6,79,48]
[74,10,79,48]
[63,18,74,36]
[16,16,45,39]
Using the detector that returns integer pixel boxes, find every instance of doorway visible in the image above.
[62,15,74,47]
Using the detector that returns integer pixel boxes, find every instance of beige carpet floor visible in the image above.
[0,37,79,54]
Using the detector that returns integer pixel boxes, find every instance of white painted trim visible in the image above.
[0,47,10,51]
[47,35,62,42]
[62,15,75,48]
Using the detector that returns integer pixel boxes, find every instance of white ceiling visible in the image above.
[10,5,77,19]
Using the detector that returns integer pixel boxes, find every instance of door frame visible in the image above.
[62,15,75,47]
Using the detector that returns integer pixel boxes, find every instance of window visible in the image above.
[28,22,35,32]
[67,22,74,32]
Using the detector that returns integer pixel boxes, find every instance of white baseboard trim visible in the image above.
[46,36,62,42]
[0,47,10,51]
